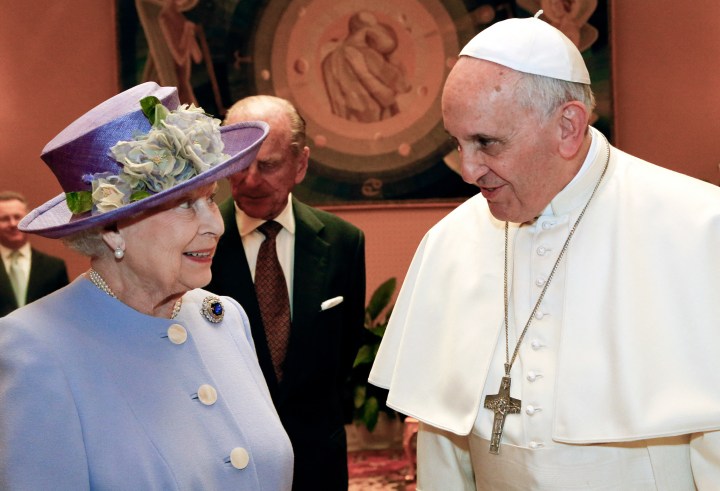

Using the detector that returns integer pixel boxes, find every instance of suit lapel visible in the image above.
[26,249,48,302]
[0,258,17,315]
[277,199,330,397]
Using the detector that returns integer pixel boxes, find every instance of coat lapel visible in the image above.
[26,249,50,303]
[0,259,17,315]
[275,199,330,398]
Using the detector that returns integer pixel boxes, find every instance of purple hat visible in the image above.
[20,82,268,238]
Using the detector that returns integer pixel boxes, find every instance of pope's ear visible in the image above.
[557,102,588,159]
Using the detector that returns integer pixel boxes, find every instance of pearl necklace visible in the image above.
[87,268,183,319]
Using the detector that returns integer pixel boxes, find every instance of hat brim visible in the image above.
[20,121,268,238]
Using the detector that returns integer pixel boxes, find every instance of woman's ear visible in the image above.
[557,101,588,159]
[101,226,125,257]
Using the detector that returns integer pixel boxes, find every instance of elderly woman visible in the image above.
[0,83,293,489]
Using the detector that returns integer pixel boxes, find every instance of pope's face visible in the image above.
[116,184,224,298]
[0,199,28,249]
[228,111,308,220]
[442,58,566,224]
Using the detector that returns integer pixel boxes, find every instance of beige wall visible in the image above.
[2,1,719,300]
[0,1,118,279]
[611,2,720,183]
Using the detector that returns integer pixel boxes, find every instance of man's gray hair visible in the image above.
[225,95,307,157]
[514,72,596,120]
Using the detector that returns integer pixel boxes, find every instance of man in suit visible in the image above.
[207,96,366,490]
[0,191,69,317]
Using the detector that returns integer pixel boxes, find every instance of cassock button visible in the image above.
[535,277,546,287]
[534,311,545,320]
[531,340,544,350]
[167,324,187,345]
[526,370,542,382]
[197,384,218,405]
[230,447,250,469]
[536,246,547,256]
[541,221,556,230]
[526,405,542,415]
[529,441,544,449]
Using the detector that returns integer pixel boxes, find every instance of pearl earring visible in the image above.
[114,247,124,259]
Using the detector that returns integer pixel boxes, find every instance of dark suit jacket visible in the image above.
[208,197,366,491]
[0,248,69,317]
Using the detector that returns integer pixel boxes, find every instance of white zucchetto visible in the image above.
[459,10,591,84]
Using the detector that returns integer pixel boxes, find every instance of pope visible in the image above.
[370,11,720,490]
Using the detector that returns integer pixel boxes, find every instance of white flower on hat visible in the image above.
[67,97,229,216]
[91,173,132,214]
[163,105,226,173]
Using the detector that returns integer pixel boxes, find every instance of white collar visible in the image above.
[0,242,31,262]
[234,193,296,237]
[541,127,608,217]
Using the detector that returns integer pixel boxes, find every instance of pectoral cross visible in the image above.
[484,375,521,454]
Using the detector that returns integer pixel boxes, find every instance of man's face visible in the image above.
[228,111,308,220]
[442,58,568,224]
[0,199,28,249]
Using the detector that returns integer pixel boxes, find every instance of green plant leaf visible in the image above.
[129,190,151,202]
[353,385,366,409]
[65,191,93,214]
[366,277,396,325]
[140,96,161,125]
[367,324,385,338]
[362,396,380,432]
[353,344,375,368]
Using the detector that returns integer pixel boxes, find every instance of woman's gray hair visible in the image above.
[514,72,596,120]
[61,226,109,258]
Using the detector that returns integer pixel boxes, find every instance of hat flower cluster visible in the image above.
[66,96,228,215]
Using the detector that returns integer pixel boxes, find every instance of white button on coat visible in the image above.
[531,339,545,350]
[230,447,250,469]
[167,324,187,345]
[526,370,543,382]
[525,405,542,415]
[197,384,218,405]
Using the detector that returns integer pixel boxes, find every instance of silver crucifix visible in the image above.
[484,375,521,454]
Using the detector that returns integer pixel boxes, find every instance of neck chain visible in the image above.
[87,268,183,319]
[484,136,611,455]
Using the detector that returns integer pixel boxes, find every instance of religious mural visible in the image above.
[118,0,611,205]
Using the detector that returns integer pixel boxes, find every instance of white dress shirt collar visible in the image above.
[234,193,296,237]
[0,242,31,263]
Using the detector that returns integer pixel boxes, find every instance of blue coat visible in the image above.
[0,278,293,490]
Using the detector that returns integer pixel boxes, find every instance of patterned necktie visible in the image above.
[255,221,291,381]
[8,250,26,308]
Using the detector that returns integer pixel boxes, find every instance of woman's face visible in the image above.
[114,183,224,299]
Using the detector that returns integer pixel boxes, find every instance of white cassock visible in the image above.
[370,128,720,490]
